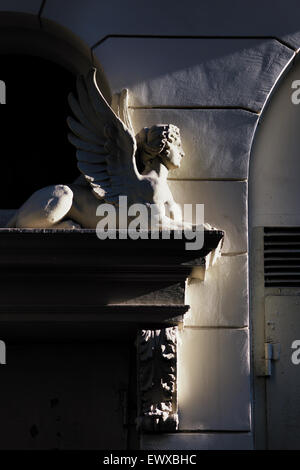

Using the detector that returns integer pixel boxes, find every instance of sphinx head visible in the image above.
[136,124,185,171]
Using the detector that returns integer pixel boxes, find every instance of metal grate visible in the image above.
[264,227,300,287]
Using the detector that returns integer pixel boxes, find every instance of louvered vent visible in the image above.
[264,227,300,287]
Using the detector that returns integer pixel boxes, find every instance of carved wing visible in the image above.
[111,89,135,137]
[67,68,139,203]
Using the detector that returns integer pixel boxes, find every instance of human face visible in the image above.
[165,141,185,169]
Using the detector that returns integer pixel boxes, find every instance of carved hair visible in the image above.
[136,124,181,165]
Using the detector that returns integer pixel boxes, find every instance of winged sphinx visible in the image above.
[7,68,191,230]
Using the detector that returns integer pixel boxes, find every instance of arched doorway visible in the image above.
[249,52,300,449]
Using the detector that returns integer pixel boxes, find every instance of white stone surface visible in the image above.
[185,254,248,327]
[0,0,41,14]
[250,53,300,227]
[94,38,293,110]
[168,180,247,253]
[130,109,258,180]
[141,432,253,450]
[42,0,300,49]
[178,328,251,431]
[283,32,300,50]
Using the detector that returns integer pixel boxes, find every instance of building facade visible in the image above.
[0,0,300,450]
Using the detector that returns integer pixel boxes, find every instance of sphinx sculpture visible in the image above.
[6,68,193,230]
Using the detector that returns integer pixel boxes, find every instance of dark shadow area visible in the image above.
[0,341,138,449]
[0,54,79,208]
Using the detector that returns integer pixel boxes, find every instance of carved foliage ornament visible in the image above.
[137,327,178,432]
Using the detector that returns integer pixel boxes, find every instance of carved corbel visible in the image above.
[136,326,178,432]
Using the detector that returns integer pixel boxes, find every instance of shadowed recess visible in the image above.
[0,54,79,208]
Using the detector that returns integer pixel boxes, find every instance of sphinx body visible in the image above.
[6,69,189,231]
[6,167,185,230]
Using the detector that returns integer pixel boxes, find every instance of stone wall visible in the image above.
[2,0,300,450]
